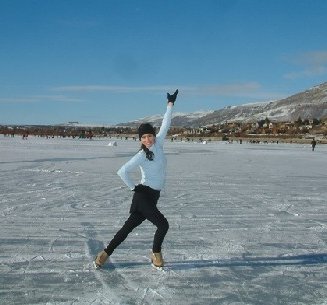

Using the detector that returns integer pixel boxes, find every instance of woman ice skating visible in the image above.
[95,89,178,269]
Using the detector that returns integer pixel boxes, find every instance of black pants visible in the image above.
[104,185,169,256]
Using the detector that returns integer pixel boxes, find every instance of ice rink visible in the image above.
[1,136,326,305]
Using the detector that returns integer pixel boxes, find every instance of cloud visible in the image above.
[180,82,262,97]
[52,85,171,93]
[0,95,82,104]
[0,82,284,105]
[53,82,284,101]
[283,50,327,79]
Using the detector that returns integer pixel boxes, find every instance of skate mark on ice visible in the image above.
[82,222,146,303]
[173,192,187,199]
[139,287,165,304]
[166,253,327,270]
[58,228,88,240]
[82,222,126,304]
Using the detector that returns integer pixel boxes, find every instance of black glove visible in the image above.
[167,89,178,104]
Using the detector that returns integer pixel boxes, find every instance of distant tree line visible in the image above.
[1,117,326,140]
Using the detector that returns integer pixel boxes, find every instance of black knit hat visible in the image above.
[138,123,156,140]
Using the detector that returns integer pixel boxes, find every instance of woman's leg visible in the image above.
[141,206,169,253]
[104,211,145,256]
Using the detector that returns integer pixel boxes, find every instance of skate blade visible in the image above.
[151,263,164,271]
[93,261,101,269]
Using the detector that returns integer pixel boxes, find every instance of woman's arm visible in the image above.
[117,151,144,190]
[155,104,173,145]
[155,89,178,145]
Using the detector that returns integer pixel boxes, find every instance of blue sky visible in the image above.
[1,0,327,125]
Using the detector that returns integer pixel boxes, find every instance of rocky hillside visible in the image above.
[119,82,327,128]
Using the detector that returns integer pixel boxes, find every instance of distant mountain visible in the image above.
[117,110,214,128]
[117,82,327,128]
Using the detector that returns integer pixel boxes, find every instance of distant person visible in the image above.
[94,90,179,269]
[311,138,317,151]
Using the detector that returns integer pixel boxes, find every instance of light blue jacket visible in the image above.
[117,105,173,191]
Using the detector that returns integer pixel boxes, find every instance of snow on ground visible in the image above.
[1,136,326,305]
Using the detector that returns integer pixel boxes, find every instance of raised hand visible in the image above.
[167,89,179,104]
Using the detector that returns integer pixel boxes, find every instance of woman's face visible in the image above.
[140,133,155,148]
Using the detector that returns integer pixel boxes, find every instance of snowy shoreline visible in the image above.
[2,133,327,145]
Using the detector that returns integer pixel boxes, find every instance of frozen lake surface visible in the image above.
[1,136,326,305]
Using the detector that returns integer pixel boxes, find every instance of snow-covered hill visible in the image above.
[118,82,327,127]
[117,110,214,128]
